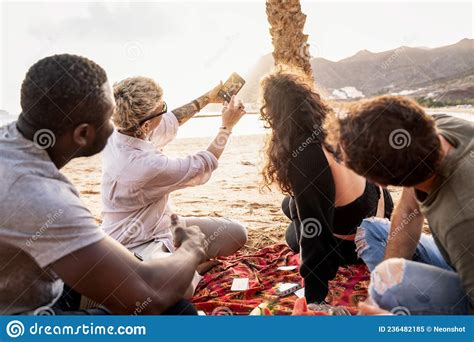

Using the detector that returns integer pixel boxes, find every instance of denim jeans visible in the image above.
[356,217,469,315]
[355,217,452,272]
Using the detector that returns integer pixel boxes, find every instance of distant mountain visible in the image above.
[0,110,17,126]
[239,38,474,103]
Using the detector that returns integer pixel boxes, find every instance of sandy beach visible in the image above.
[62,133,403,252]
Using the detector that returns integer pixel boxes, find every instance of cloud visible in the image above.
[28,2,182,42]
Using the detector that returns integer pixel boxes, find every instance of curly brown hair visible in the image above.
[326,95,441,186]
[260,67,334,195]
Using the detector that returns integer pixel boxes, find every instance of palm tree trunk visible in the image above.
[266,0,314,81]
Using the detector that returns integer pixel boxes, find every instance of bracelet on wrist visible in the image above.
[192,99,201,112]
[219,126,232,133]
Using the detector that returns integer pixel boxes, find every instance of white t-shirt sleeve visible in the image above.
[10,176,106,268]
[149,111,179,149]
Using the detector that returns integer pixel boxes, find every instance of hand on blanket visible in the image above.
[197,259,221,275]
[357,301,392,315]
[307,302,351,315]
[173,225,208,263]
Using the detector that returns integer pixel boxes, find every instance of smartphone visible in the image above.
[218,72,246,102]
[276,283,302,297]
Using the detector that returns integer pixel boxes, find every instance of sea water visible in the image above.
[176,111,474,139]
[1,111,472,139]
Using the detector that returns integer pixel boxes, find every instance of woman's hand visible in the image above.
[205,95,245,160]
[358,301,392,315]
[221,95,246,130]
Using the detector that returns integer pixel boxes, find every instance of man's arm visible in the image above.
[172,83,222,126]
[384,187,424,260]
[50,226,206,314]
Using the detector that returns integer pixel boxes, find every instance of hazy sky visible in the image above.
[0,0,472,114]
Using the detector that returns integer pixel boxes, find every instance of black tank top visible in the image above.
[333,182,393,235]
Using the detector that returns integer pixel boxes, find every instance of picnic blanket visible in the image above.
[192,244,370,315]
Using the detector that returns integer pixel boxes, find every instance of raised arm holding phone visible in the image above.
[100,73,248,302]
[172,72,246,126]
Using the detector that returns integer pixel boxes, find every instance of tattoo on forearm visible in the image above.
[172,95,210,125]
[172,103,198,126]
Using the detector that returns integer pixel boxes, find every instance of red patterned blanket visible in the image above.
[192,244,369,315]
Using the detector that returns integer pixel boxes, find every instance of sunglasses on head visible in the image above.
[136,101,168,127]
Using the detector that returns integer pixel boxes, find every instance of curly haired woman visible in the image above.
[260,68,393,304]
